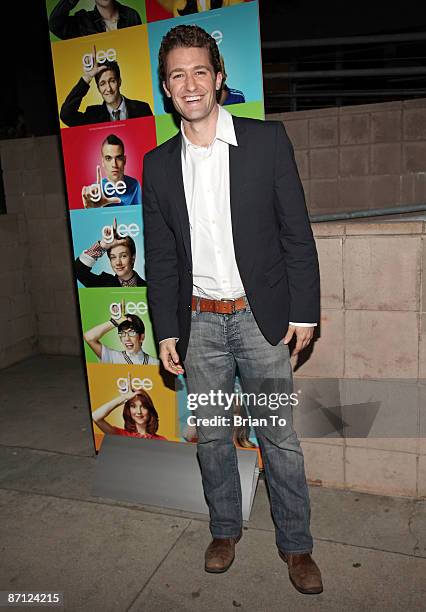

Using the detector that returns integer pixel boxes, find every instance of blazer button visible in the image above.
[188,269,192,274]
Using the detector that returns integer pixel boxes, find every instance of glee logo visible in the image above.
[110,301,148,319]
[82,48,117,72]
[89,180,127,203]
[102,222,140,243]
[117,376,153,394]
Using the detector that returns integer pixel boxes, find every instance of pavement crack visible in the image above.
[407,501,421,556]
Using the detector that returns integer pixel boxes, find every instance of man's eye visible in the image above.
[173,73,184,79]
[105,157,111,161]
[196,71,207,76]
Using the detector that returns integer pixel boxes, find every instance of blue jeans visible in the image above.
[184,298,313,554]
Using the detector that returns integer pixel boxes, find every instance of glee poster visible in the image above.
[45,0,263,451]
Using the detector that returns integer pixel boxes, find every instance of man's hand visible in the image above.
[82,165,121,208]
[283,325,314,356]
[159,339,184,375]
[110,298,128,325]
[99,217,128,251]
[82,45,108,84]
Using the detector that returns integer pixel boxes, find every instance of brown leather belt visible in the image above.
[191,295,247,314]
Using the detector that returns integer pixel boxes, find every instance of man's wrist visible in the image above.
[159,337,179,345]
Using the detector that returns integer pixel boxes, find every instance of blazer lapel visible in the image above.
[167,134,192,266]
[229,117,249,236]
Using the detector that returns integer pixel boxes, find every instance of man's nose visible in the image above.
[185,74,197,91]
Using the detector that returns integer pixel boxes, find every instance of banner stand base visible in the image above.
[92,436,259,521]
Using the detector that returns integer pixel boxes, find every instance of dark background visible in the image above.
[3,0,426,137]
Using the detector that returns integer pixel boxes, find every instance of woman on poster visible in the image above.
[92,389,167,439]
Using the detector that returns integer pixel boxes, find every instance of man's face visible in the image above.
[97,70,121,106]
[101,143,126,182]
[108,245,135,279]
[118,328,143,354]
[163,46,222,123]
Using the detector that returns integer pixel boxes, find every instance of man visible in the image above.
[60,58,152,127]
[82,134,141,208]
[75,220,146,287]
[84,313,159,365]
[49,0,142,39]
[142,25,322,594]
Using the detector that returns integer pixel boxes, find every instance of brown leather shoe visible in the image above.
[205,534,242,573]
[279,551,323,594]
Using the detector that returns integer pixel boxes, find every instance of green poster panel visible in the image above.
[46,0,147,42]
[78,287,157,364]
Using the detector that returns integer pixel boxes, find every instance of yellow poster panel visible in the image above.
[51,25,154,128]
[87,363,180,450]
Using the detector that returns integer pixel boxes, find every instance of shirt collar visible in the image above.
[181,104,238,159]
[107,96,125,116]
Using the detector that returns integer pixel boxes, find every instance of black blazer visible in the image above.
[60,78,152,127]
[75,258,146,288]
[142,116,320,360]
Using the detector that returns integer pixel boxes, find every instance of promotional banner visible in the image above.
[45,0,263,451]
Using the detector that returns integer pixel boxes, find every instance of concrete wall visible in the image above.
[0,136,80,369]
[268,98,426,217]
[297,220,426,499]
[0,99,425,498]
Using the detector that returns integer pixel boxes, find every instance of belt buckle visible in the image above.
[220,298,236,313]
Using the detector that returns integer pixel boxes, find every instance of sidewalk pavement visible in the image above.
[0,355,425,612]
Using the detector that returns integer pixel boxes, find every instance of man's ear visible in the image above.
[118,78,122,89]
[162,81,172,98]
[215,71,223,91]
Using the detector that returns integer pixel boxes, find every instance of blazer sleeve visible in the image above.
[60,78,91,127]
[142,155,180,343]
[48,0,81,40]
[273,122,320,323]
[75,257,114,288]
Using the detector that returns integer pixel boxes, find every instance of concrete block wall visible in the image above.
[297,220,426,499]
[0,136,80,368]
[268,98,426,216]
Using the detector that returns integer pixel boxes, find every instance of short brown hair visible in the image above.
[106,235,136,259]
[158,24,222,84]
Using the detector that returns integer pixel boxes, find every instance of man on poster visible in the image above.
[142,25,322,594]
[60,53,152,127]
[82,134,141,207]
[49,0,142,40]
[75,218,146,287]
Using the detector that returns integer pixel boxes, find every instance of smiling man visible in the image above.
[84,313,159,365]
[75,221,146,287]
[60,59,152,127]
[142,25,322,594]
